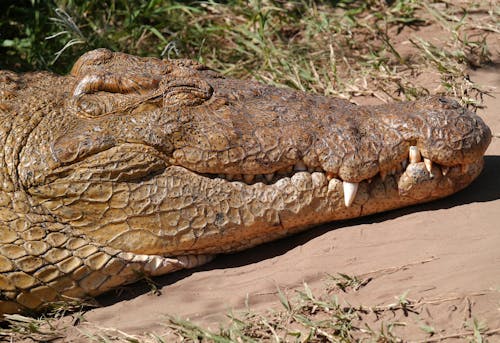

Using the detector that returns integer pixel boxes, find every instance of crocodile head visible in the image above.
[15,49,491,257]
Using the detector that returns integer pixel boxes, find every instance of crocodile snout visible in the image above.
[411,97,491,166]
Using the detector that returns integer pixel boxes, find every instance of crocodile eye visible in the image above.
[160,77,213,108]
[73,94,109,118]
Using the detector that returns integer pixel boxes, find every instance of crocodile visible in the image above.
[0,49,491,316]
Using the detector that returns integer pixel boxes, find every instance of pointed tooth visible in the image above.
[424,158,434,177]
[424,158,432,173]
[442,166,449,176]
[151,257,164,271]
[294,160,307,171]
[264,173,274,183]
[409,146,421,164]
[343,181,359,207]
[243,174,255,183]
[144,256,163,273]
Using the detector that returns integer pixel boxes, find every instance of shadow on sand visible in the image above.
[95,155,500,307]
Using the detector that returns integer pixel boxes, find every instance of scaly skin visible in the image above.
[0,49,491,315]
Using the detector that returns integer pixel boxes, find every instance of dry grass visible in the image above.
[2,277,498,342]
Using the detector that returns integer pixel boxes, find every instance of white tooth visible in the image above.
[442,166,449,176]
[243,174,255,183]
[152,257,164,270]
[343,181,359,207]
[144,256,163,273]
[294,161,307,171]
[424,158,433,173]
[264,173,274,183]
[409,146,421,164]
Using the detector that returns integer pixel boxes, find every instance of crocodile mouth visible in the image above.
[32,142,483,209]
[26,141,484,256]
[190,144,483,207]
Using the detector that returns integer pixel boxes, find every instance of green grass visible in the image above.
[1,0,497,104]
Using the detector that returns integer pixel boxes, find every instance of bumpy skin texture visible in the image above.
[0,49,491,315]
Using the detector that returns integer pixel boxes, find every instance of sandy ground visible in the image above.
[61,68,500,342]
